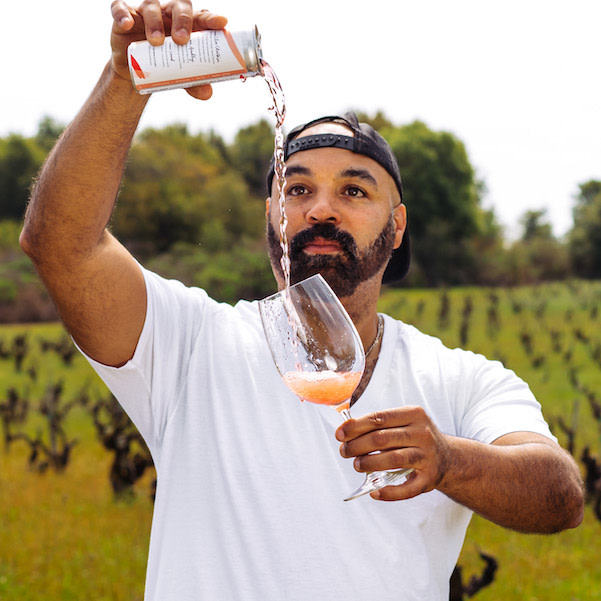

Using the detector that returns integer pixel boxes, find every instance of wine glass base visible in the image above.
[343,468,414,501]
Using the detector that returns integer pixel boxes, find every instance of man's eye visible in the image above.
[343,186,366,198]
[287,184,309,196]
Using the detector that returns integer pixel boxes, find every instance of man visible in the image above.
[20,2,584,600]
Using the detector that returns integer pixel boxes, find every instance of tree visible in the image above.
[569,180,601,278]
[34,116,65,153]
[228,119,275,197]
[113,124,264,255]
[146,241,274,303]
[507,209,569,283]
[381,120,499,286]
[0,134,45,220]
[520,209,553,242]
[355,110,394,132]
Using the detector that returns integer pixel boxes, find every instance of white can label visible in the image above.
[128,29,252,94]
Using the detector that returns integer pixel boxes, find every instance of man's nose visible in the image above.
[304,193,341,224]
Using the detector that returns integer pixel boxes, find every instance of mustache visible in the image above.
[289,224,359,260]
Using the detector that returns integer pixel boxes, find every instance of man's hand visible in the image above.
[110,1,228,99]
[336,406,584,532]
[336,406,452,501]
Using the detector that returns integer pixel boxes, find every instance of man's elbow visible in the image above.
[19,221,46,266]
[562,484,586,531]
[547,478,585,534]
[19,225,35,259]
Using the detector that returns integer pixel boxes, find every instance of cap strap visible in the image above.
[286,134,355,159]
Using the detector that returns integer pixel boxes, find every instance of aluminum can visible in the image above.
[128,26,263,94]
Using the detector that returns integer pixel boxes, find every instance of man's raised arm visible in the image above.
[20,2,227,367]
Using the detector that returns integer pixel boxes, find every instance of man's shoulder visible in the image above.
[382,313,492,368]
[143,266,260,327]
[382,314,446,349]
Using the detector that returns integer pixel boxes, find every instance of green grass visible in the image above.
[2,280,601,599]
[0,445,152,601]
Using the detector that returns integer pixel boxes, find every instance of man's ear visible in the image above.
[265,197,271,219]
[393,203,407,250]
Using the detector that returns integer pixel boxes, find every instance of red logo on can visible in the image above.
[130,55,145,79]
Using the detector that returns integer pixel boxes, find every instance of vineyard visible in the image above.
[1,280,601,600]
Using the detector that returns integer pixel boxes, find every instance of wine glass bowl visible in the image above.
[259,274,365,416]
[259,274,413,500]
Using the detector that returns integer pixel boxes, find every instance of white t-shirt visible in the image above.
[83,267,555,601]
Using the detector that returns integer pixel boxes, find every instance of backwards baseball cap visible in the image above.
[266,111,410,283]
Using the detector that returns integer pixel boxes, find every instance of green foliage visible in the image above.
[354,109,394,132]
[0,278,17,302]
[228,119,275,197]
[34,116,65,154]
[0,220,22,253]
[1,112,600,318]
[503,208,570,284]
[110,122,273,302]
[506,237,570,284]
[113,124,265,255]
[0,220,57,321]
[0,135,45,220]
[0,220,53,321]
[569,180,601,278]
[520,209,553,241]
[146,241,275,304]
[382,120,498,286]
[0,116,64,222]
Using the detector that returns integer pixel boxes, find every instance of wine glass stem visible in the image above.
[340,407,352,421]
[338,404,414,501]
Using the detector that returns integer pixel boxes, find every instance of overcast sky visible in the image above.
[3,0,600,238]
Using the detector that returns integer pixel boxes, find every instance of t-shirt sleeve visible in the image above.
[79,267,211,461]
[458,352,557,444]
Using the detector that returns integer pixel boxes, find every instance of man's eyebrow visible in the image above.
[339,167,378,188]
[284,164,378,188]
[285,165,313,178]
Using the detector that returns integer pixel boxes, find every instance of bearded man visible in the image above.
[20,3,583,601]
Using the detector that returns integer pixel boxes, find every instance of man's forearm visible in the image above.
[21,62,149,264]
[438,434,584,533]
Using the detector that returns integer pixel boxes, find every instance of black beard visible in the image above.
[266,218,396,297]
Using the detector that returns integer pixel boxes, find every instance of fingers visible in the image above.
[196,9,228,30]
[338,408,427,472]
[336,406,449,500]
[370,473,429,502]
[111,1,135,32]
[164,0,193,44]
[166,5,227,44]
[110,1,163,45]
[335,406,422,443]
[347,441,423,473]
[112,2,228,46]
[138,0,166,45]
[185,84,214,101]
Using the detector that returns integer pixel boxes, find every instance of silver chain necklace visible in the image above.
[365,314,384,358]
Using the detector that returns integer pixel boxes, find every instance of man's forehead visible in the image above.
[295,122,355,139]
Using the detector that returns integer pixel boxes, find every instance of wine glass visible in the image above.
[258,273,413,501]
